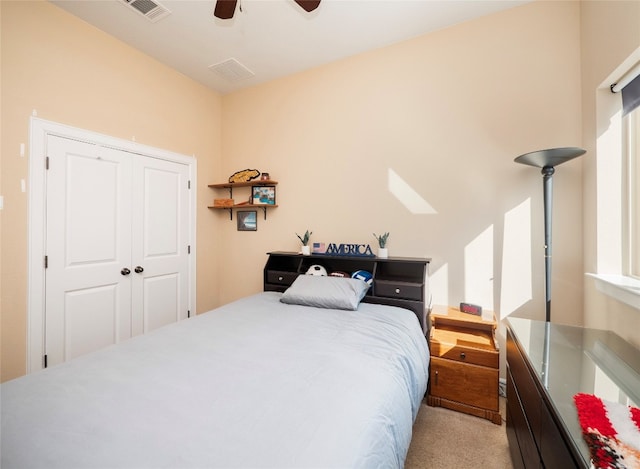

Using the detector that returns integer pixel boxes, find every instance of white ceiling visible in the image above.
[50,0,530,95]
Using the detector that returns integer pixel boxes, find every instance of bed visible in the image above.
[1,279,429,468]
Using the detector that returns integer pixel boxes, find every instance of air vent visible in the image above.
[121,0,171,23]
[209,58,255,83]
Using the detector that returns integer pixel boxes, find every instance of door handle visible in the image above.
[121,268,131,276]
[134,266,144,273]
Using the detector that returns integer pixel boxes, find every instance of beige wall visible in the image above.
[0,1,222,381]
[6,0,638,382]
[580,1,640,347]
[218,1,584,335]
[0,1,4,382]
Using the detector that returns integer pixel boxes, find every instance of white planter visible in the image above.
[301,245,311,255]
[378,247,388,258]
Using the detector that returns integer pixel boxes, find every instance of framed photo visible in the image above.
[237,210,257,231]
[251,185,276,205]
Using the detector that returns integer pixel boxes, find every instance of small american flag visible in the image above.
[312,242,326,254]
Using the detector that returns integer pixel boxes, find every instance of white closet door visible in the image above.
[44,137,191,367]
[131,157,190,335]
[45,137,133,365]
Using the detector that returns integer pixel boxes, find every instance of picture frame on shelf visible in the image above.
[251,186,276,205]
[237,211,257,231]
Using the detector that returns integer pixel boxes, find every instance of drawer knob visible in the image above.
[460,352,466,359]
[395,288,400,294]
[278,276,283,281]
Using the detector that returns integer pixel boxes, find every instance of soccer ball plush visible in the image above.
[306,265,328,276]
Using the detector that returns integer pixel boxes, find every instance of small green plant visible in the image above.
[373,232,389,248]
[296,230,312,246]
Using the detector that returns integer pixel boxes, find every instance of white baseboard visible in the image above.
[499,378,506,397]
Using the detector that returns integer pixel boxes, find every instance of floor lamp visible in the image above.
[514,147,586,322]
[515,147,585,386]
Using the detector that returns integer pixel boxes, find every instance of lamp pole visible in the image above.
[542,165,554,322]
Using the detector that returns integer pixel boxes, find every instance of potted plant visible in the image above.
[297,230,313,255]
[373,232,389,258]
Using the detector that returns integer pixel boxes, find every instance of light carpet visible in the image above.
[405,398,513,469]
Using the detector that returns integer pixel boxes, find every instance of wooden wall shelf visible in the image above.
[208,180,278,190]
[208,204,279,220]
[208,180,278,220]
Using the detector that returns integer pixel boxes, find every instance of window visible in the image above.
[589,58,640,310]
[626,108,640,279]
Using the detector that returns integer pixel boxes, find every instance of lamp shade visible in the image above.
[514,147,585,168]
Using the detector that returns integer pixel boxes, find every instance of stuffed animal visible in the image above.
[329,271,349,278]
[351,270,373,285]
[306,265,327,276]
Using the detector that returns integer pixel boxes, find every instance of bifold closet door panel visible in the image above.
[45,138,133,365]
[131,157,190,335]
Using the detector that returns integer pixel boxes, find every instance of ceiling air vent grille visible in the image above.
[209,58,255,83]
[121,0,171,23]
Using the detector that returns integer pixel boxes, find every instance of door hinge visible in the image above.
[45,156,50,170]
[187,310,191,318]
[188,180,191,189]
[44,255,48,268]
[43,354,48,368]
[187,245,191,254]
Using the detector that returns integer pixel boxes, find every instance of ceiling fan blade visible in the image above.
[214,0,238,19]
[294,0,320,13]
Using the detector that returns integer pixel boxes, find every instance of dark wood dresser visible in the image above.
[506,317,640,469]
[263,251,430,331]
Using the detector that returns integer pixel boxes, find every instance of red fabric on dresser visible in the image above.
[573,393,640,468]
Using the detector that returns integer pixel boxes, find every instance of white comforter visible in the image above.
[1,292,429,468]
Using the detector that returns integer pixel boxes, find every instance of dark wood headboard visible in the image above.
[263,251,430,332]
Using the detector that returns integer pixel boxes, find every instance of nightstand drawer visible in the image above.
[374,280,423,301]
[430,326,499,368]
[266,271,299,286]
[430,356,499,411]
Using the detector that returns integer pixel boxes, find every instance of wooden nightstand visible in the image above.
[427,305,501,425]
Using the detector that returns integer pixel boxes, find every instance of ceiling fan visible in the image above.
[214,0,321,19]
